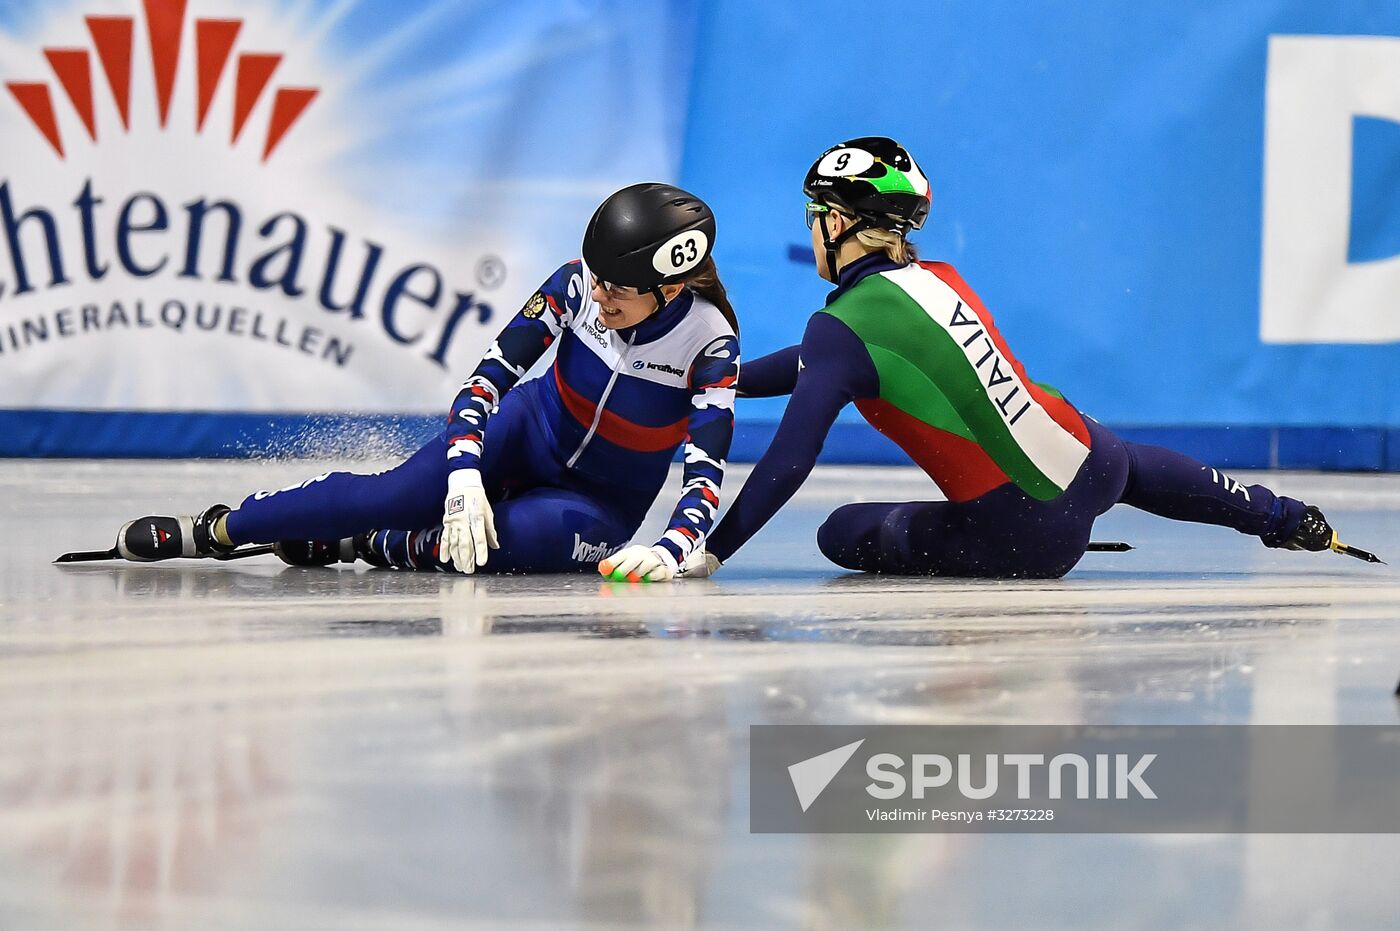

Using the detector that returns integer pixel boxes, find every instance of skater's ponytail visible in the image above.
[684,257,739,337]
[853,225,919,265]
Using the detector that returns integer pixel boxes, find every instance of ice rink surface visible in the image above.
[2,459,1399,930]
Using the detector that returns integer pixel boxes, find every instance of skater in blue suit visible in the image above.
[110,184,741,576]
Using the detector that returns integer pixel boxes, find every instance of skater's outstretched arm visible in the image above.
[704,312,877,565]
[736,345,800,398]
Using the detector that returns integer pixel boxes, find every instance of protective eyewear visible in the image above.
[591,275,638,300]
[804,201,831,230]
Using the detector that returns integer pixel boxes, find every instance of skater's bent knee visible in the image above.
[815,515,840,560]
[817,507,864,569]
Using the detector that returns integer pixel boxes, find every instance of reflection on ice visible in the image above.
[1,461,1399,928]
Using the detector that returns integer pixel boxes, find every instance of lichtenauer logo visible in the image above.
[0,0,507,417]
[6,0,317,161]
[0,0,681,427]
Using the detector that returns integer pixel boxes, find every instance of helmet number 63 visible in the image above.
[671,238,699,268]
[652,229,710,276]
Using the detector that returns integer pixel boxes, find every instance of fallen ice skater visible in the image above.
[640,136,1381,581]
[74,184,741,577]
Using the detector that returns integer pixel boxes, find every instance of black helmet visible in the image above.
[803,136,931,233]
[582,182,716,307]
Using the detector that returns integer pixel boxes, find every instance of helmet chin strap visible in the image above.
[818,210,868,281]
[649,286,668,311]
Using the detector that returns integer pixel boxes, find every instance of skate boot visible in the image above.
[1279,504,1334,552]
[273,536,362,567]
[1276,504,1385,563]
[352,529,443,571]
[115,504,236,562]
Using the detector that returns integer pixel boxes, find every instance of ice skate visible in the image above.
[1277,504,1333,552]
[114,504,236,562]
[272,534,398,568]
[1277,505,1384,564]
[273,536,362,567]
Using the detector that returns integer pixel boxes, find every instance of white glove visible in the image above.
[676,547,721,579]
[598,544,678,583]
[439,469,498,574]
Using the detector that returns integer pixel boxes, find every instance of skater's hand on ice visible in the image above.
[598,545,720,582]
[599,544,677,583]
[676,547,721,579]
[440,469,498,574]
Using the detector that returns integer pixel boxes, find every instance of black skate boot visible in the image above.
[1279,505,1334,552]
[273,536,360,567]
[1276,504,1385,563]
[115,504,236,562]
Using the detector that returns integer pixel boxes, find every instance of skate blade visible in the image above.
[1331,540,1385,564]
[55,544,275,564]
[54,547,121,563]
[211,544,275,561]
[1086,541,1134,553]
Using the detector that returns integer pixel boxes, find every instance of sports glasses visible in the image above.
[590,275,639,300]
[804,201,831,230]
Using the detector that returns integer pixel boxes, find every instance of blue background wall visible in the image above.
[680,1,1400,469]
[4,0,1400,467]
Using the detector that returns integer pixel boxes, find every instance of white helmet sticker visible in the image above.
[905,159,931,196]
[652,228,710,276]
[816,147,875,177]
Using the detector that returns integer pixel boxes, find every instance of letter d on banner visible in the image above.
[1261,35,1400,343]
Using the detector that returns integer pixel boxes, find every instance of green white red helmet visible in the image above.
[803,136,931,233]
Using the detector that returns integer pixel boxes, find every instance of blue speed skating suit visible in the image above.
[224,260,739,573]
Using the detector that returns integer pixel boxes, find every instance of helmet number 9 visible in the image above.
[817,147,875,178]
[652,229,710,276]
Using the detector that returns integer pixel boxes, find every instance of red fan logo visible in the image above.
[5,0,318,162]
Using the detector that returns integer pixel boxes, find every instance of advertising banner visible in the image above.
[5,1,1400,467]
[0,0,693,453]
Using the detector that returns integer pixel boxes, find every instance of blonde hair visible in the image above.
[853,225,918,264]
[828,204,918,264]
